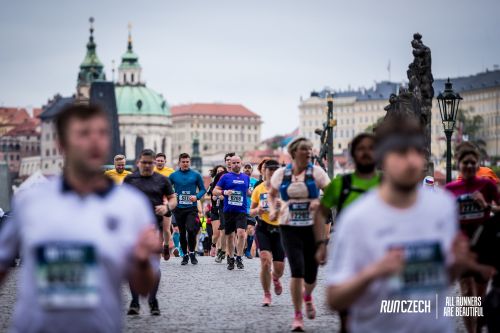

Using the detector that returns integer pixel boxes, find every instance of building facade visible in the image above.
[300,70,500,162]
[171,103,262,159]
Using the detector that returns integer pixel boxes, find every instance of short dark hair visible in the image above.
[178,153,191,161]
[455,142,479,163]
[350,133,375,159]
[374,117,424,162]
[224,152,235,160]
[54,103,108,147]
[139,149,155,159]
[155,152,166,159]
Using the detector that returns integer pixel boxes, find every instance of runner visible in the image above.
[213,155,250,270]
[324,118,493,333]
[313,133,379,333]
[250,159,285,306]
[169,153,207,265]
[206,165,228,260]
[124,149,177,316]
[244,162,259,259]
[268,137,330,331]
[225,152,235,172]
[445,142,500,333]
[154,152,176,261]
[0,104,162,332]
[104,154,131,184]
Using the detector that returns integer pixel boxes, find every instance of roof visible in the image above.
[0,108,31,125]
[4,121,39,137]
[312,81,400,101]
[171,103,260,118]
[39,95,75,121]
[115,85,170,116]
[433,69,500,94]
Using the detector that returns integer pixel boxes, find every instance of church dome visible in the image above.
[115,85,170,116]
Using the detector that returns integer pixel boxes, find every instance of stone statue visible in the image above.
[383,33,434,175]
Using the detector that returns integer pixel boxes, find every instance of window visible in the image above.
[46,149,50,156]
[131,74,134,83]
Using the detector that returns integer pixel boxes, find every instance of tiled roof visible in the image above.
[40,95,75,121]
[171,103,259,118]
[4,121,39,137]
[0,108,31,125]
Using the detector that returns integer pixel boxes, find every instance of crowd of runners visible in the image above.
[1,103,500,333]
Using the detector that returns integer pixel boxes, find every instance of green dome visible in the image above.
[115,85,170,116]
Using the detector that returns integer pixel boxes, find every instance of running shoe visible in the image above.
[236,257,244,269]
[304,296,316,320]
[181,254,189,265]
[127,300,140,315]
[262,292,272,307]
[215,251,224,263]
[189,253,198,265]
[245,251,253,259]
[221,251,226,260]
[149,299,160,316]
[172,247,180,257]
[291,313,304,332]
[162,245,170,261]
[227,257,235,270]
[273,277,283,296]
[210,246,217,257]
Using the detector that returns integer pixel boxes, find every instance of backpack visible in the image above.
[279,163,319,201]
[336,174,367,215]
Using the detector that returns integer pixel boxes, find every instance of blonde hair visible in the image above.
[114,154,126,162]
[287,137,312,159]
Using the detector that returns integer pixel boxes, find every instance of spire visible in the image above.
[77,17,106,92]
[118,22,142,86]
[127,22,133,52]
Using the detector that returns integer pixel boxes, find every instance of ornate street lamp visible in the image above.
[437,78,462,183]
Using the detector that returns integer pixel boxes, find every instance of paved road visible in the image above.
[0,255,467,332]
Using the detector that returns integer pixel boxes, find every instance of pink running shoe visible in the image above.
[262,292,272,307]
[304,295,316,320]
[273,277,283,295]
[291,313,304,332]
[210,246,217,257]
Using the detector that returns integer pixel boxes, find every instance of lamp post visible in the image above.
[437,78,462,183]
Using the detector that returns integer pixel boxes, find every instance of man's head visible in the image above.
[137,149,156,176]
[230,155,242,173]
[243,163,253,177]
[263,159,280,181]
[155,153,166,170]
[375,118,425,193]
[178,153,191,171]
[55,104,110,175]
[287,137,313,162]
[456,142,480,180]
[225,152,235,170]
[350,133,376,174]
[114,155,126,174]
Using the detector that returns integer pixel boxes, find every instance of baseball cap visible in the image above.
[264,159,280,170]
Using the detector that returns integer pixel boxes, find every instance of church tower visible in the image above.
[77,17,106,100]
[117,24,142,86]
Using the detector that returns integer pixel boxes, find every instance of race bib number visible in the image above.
[388,241,446,295]
[457,194,486,221]
[228,191,244,206]
[35,243,100,309]
[289,202,312,226]
[179,191,192,205]
[260,193,269,211]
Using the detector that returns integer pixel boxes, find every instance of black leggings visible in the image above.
[173,207,199,254]
[280,225,318,284]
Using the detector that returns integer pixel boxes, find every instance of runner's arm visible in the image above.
[196,174,207,200]
[249,201,259,217]
[129,226,161,295]
[166,193,177,211]
[212,186,223,197]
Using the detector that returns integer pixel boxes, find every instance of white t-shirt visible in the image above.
[270,165,330,226]
[326,188,458,333]
[0,177,156,333]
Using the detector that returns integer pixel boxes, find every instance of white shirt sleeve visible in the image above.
[270,167,284,191]
[325,211,364,286]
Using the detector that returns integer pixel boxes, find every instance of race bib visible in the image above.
[388,241,446,295]
[457,194,486,221]
[228,191,244,206]
[179,191,193,205]
[35,243,100,309]
[260,193,269,211]
[289,202,312,226]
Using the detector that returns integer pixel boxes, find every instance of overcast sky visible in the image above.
[1,0,499,138]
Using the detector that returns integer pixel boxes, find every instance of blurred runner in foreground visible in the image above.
[0,104,161,333]
[325,118,494,333]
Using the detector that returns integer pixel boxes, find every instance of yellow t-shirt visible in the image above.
[251,182,279,226]
[154,166,175,178]
[104,169,131,185]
